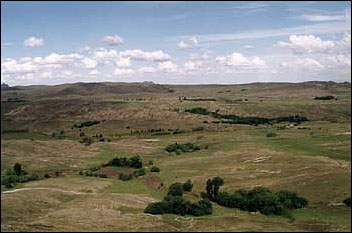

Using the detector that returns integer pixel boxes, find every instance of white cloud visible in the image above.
[82,57,98,69]
[184,60,202,71]
[113,68,135,76]
[1,58,37,74]
[139,66,157,73]
[94,48,119,61]
[244,45,255,49]
[102,35,124,46]
[177,41,191,49]
[24,36,44,48]
[120,49,171,62]
[275,35,335,53]
[116,57,131,67]
[89,69,99,75]
[158,61,178,72]
[1,42,14,47]
[299,14,345,22]
[280,58,324,71]
[216,52,266,68]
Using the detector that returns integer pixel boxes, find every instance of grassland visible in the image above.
[1,81,351,232]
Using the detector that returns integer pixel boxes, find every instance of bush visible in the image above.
[13,163,22,176]
[119,173,133,181]
[276,191,309,209]
[98,173,108,178]
[150,166,160,172]
[44,174,50,178]
[133,168,146,177]
[266,132,277,137]
[183,179,193,192]
[343,197,351,206]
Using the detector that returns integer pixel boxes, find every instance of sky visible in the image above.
[1,1,351,86]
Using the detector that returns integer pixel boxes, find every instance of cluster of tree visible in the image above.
[314,96,336,100]
[165,142,200,155]
[202,177,308,216]
[104,155,143,169]
[119,173,133,181]
[129,128,189,137]
[1,163,39,188]
[73,120,100,128]
[185,107,308,125]
[344,197,351,207]
[144,180,212,216]
[179,96,217,102]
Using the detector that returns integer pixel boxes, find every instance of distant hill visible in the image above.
[1,83,20,91]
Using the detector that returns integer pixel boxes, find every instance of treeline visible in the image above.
[1,129,29,134]
[165,142,200,154]
[145,180,212,216]
[202,177,308,216]
[128,127,203,137]
[179,96,217,102]
[185,107,308,125]
[73,120,100,128]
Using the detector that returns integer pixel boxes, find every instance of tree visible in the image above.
[168,183,184,197]
[206,177,224,201]
[13,163,22,176]
[183,179,193,192]
[150,166,160,172]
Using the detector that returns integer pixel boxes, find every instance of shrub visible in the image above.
[343,197,351,206]
[119,173,133,181]
[276,191,309,209]
[150,166,160,172]
[133,168,146,177]
[98,173,108,178]
[183,179,193,192]
[13,163,22,176]
[44,174,50,178]
[266,132,277,137]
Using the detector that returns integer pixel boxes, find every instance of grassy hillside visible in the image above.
[1,81,351,232]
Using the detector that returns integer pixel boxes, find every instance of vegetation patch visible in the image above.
[73,120,100,128]
[144,180,212,216]
[314,96,336,100]
[1,163,39,188]
[185,107,308,125]
[202,177,308,217]
[165,142,201,154]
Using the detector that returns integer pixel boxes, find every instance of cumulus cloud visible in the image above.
[102,35,124,46]
[177,36,199,50]
[24,36,44,48]
[244,45,255,49]
[1,58,37,74]
[184,60,202,71]
[215,52,266,68]
[116,57,131,67]
[275,33,351,54]
[120,49,171,62]
[82,57,98,69]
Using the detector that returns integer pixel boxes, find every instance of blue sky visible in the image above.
[1,1,351,85]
